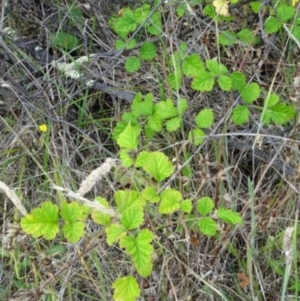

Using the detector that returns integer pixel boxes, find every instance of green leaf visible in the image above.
[51,32,80,51]
[154,99,177,120]
[135,4,150,24]
[230,71,246,90]
[277,5,295,23]
[177,98,188,115]
[142,186,160,203]
[180,199,192,213]
[120,149,134,167]
[176,4,186,17]
[241,83,260,103]
[113,276,140,301]
[191,72,215,91]
[125,56,141,72]
[182,54,205,76]
[115,190,145,213]
[237,29,258,45]
[232,105,250,125]
[132,93,154,117]
[265,16,281,34]
[140,42,157,60]
[106,223,126,246]
[60,201,82,223]
[264,93,279,107]
[146,11,162,35]
[197,197,214,215]
[147,114,162,132]
[20,202,59,240]
[159,188,182,214]
[168,72,182,90]
[165,117,181,132]
[114,9,137,38]
[137,151,174,182]
[63,221,84,243]
[188,128,205,146]
[69,6,84,24]
[217,207,242,224]
[198,217,217,236]
[119,229,154,277]
[206,59,228,75]
[195,108,214,128]
[219,30,236,46]
[121,206,144,230]
[250,1,260,13]
[218,75,232,91]
[117,122,140,149]
[126,39,137,50]
[92,197,111,226]
[115,39,126,50]
[269,103,296,124]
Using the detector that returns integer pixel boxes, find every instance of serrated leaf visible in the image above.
[125,56,141,72]
[142,186,160,203]
[140,42,157,60]
[115,39,126,50]
[195,108,214,128]
[63,221,85,243]
[219,30,236,46]
[147,114,162,132]
[117,122,140,149]
[146,12,162,36]
[265,16,281,34]
[180,199,192,213]
[119,229,153,277]
[120,149,134,167]
[217,207,242,224]
[92,197,111,226]
[121,206,144,230]
[182,54,205,76]
[241,83,260,103]
[115,190,145,213]
[264,93,279,107]
[132,93,154,117]
[165,117,181,132]
[154,99,177,120]
[138,151,174,182]
[206,59,228,75]
[198,217,217,236]
[197,197,214,215]
[20,202,59,240]
[113,276,140,301]
[237,29,258,45]
[213,0,230,16]
[218,75,232,91]
[60,201,82,223]
[106,223,126,246]
[277,5,295,23]
[126,39,137,49]
[159,188,182,214]
[188,128,205,146]
[135,151,151,168]
[269,103,296,124]
[114,9,137,38]
[230,72,246,90]
[232,105,250,125]
[51,32,80,51]
[191,72,215,91]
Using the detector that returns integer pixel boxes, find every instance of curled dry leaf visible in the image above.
[237,272,250,290]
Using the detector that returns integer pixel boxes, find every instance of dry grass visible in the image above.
[1,1,300,300]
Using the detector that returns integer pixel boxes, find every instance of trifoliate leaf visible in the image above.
[140,42,157,60]
[113,276,140,301]
[232,105,250,125]
[20,202,59,240]
[159,188,182,214]
[217,207,242,224]
[197,197,214,216]
[195,108,214,128]
[188,128,205,146]
[198,217,217,236]
[182,54,205,76]
[191,72,215,91]
[241,83,260,103]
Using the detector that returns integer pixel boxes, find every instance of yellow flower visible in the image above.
[293,0,299,6]
[39,124,47,133]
